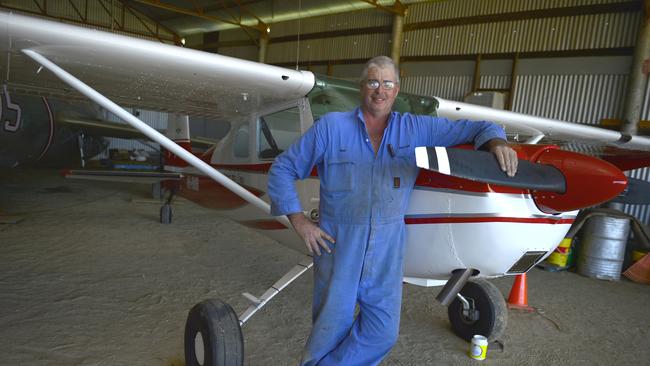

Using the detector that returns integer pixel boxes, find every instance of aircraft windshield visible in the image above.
[307,75,439,119]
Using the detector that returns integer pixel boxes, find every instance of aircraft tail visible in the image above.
[164,113,191,167]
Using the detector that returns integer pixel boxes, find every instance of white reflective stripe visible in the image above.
[415,146,429,170]
[435,146,451,175]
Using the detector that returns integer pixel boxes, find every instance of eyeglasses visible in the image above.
[365,79,397,90]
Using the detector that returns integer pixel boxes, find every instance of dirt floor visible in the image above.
[1,168,649,366]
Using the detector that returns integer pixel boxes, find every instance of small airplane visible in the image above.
[2,10,650,366]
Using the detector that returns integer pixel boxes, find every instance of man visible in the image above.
[268,56,517,366]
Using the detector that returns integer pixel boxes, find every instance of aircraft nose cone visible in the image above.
[531,148,627,213]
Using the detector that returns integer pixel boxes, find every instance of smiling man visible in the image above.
[268,56,517,366]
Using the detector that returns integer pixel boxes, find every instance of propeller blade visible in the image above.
[414,146,566,193]
[612,177,650,205]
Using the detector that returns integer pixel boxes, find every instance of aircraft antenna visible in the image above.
[295,0,302,70]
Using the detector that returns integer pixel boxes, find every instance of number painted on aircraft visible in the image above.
[2,85,22,133]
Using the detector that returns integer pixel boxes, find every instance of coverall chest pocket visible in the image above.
[325,160,355,193]
[384,147,417,215]
[392,147,416,180]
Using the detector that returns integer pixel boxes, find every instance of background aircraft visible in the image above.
[0,88,108,168]
[0,87,225,170]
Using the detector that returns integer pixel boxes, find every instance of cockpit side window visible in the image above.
[257,107,301,160]
[233,125,249,158]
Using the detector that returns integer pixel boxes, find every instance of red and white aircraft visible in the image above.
[2,11,650,366]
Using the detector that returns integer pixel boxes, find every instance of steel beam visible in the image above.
[622,0,650,135]
[132,0,262,32]
[390,2,405,66]
[359,0,406,16]
[0,2,177,43]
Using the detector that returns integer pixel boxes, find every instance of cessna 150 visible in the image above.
[2,10,650,366]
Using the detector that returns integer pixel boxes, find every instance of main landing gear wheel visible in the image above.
[160,204,173,224]
[447,279,507,342]
[184,299,244,366]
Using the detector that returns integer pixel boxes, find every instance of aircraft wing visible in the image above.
[434,98,650,153]
[0,11,315,121]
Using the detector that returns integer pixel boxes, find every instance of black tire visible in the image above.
[447,279,507,342]
[184,299,244,366]
[160,204,172,224]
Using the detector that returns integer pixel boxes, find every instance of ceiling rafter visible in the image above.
[0,1,177,43]
[98,0,125,30]
[66,0,86,22]
[117,0,183,44]
[131,0,265,32]
[359,0,407,16]
[151,0,267,22]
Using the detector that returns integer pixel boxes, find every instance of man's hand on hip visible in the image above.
[486,139,518,177]
[288,213,335,256]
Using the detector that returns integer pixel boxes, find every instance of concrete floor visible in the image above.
[1,169,649,366]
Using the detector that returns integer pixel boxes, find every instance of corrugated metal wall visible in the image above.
[511,74,628,124]
[403,12,640,56]
[218,0,641,62]
[406,0,637,23]
[401,75,473,101]
[269,9,391,37]
[267,33,391,64]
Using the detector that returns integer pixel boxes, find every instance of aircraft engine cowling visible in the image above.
[523,146,628,213]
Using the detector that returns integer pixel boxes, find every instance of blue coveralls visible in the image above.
[268,107,505,366]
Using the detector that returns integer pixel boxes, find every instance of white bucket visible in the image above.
[469,335,488,360]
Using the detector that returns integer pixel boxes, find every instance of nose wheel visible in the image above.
[447,279,507,342]
[184,299,244,366]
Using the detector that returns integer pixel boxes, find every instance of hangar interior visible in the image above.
[1,0,650,365]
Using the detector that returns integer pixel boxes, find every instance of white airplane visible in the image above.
[2,11,650,366]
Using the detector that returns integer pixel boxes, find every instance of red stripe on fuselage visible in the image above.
[213,163,273,173]
[238,219,288,230]
[405,216,574,225]
[235,216,574,231]
[213,163,318,177]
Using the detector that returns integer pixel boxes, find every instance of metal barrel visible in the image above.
[577,216,630,280]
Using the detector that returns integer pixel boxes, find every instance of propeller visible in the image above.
[612,177,650,205]
[414,146,566,193]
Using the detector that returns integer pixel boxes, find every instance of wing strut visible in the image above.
[23,49,290,228]
[238,256,313,325]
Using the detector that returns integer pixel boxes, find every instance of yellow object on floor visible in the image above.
[632,250,649,263]
[546,238,573,267]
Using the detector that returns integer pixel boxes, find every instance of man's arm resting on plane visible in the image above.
[288,213,335,256]
[484,138,518,177]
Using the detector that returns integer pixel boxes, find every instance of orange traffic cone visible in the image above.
[507,273,534,311]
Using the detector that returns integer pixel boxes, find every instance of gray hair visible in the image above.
[360,56,400,85]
